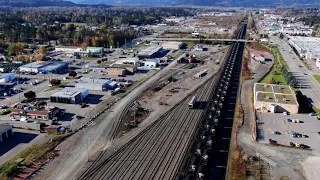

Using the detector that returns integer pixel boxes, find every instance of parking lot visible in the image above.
[258,113,320,151]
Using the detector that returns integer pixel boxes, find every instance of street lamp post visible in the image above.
[87,137,91,162]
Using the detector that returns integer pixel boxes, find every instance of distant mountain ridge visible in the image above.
[0,0,111,7]
[74,0,320,7]
[0,0,318,7]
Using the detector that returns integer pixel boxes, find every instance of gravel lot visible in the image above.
[258,113,320,151]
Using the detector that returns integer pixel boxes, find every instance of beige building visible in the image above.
[105,68,125,76]
[254,83,299,114]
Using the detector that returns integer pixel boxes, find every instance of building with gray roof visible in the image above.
[50,87,88,104]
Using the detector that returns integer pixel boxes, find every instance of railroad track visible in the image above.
[174,24,247,180]
[110,63,192,139]
[78,50,229,180]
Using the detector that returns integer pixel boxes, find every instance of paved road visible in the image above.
[271,36,320,108]
[143,37,253,43]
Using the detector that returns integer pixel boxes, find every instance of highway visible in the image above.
[143,37,253,43]
[271,36,320,108]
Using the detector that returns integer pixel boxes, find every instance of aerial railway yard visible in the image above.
[175,24,246,180]
[78,24,246,180]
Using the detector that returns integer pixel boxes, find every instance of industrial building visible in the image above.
[19,61,68,74]
[288,36,320,60]
[50,87,89,104]
[11,107,60,120]
[0,73,15,83]
[114,58,138,65]
[143,59,159,69]
[75,78,117,91]
[253,83,299,114]
[55,46,103,55]
[105,68,126,76]
[137,46,163,59]
[112,64,137,75]
[281,26,313,36]
[0,124,13,142]
[161,42,183,50]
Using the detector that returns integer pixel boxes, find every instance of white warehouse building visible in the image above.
[288,36,320,59]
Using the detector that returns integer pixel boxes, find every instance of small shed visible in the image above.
[255,54,265,63]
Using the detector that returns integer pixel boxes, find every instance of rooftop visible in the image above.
[20,61,67,70]
[77,77,110,85]
[146,58,159,63]
[255,83,273,93]
[274,94,298,105]
[256,92,276,103]
[138,46,162,56]
[0,124,12,132]
[51,87,87,98]
[272,85,292,94]
[161,41,183,46]
[289,36,320,55]
[254,83,298,105]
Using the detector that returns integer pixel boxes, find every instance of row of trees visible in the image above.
[0,7,193,47]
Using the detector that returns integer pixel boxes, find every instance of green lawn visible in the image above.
[312,105,320,116]
[260,46,287,84]
[183,41,195,48]
[313,75,320,85]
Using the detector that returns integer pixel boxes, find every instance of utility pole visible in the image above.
[87,137,91,162]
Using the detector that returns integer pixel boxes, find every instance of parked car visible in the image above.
[76,115,84,120]
[269,139,277,144]
[290,142,295,147]
[273,131,281,135]
[10,117,18,121]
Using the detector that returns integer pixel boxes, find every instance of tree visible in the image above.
[39,46,46,54]
[97,60,102,64]
[35,54,45,61]
[50,79,61,86]
[279,33,284,39]
[24,91,36,101]
[81,43,88,51]
[69,71,77,77]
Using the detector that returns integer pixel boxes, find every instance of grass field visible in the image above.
[260,46,286,84]
[313,75,320,85]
